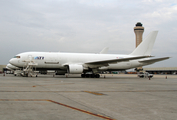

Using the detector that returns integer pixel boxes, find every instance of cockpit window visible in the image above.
[14,56,20,58]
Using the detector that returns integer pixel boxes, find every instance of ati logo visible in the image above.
[34,56,44,60]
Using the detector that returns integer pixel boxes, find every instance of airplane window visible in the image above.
[14,56,20,58]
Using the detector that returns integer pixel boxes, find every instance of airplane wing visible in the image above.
[85,56,151,66]
[139,57,170,64]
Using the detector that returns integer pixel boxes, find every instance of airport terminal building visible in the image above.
[143,67,177,74]
[0,65,6,73]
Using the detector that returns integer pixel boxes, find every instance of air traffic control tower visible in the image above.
[134,22,144,71]
[134,22,144,47]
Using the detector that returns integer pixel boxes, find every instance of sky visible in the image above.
[0,0,177,68]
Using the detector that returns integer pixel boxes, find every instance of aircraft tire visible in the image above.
[95,74,100,78]
[82,74,100,78]
[86,74,90,78]
[81,74,85,78]
[91,74,95,78]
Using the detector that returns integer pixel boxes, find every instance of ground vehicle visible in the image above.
[14,70,23,76]
[138,72,153,78]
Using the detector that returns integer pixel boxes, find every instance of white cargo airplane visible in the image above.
[9,31,169,78]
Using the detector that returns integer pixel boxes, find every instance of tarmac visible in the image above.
[0,73,177,120]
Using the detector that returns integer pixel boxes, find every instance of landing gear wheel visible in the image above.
[82,74,100,78]
[86,74,89,78]
[95,74,100,78]
[91,74,95,78]
[81,74,86,78]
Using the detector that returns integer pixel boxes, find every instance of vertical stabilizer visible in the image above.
[100,47,109,54]
[130,31,158,56]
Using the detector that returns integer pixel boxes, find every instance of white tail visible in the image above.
[100,47,109,54]
[130,31,158,56]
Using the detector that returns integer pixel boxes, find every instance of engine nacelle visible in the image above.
[68,64,83,74]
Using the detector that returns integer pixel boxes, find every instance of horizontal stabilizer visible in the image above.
[139,57,170,64]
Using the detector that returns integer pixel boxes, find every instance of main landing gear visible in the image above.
[81,74,100,78]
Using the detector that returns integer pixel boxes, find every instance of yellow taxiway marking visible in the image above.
[0,99,115,120]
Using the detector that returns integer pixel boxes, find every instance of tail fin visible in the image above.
[130,31,158,56]
[100,47,109,54]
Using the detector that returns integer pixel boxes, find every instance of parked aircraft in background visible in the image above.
[9,31,169,78]
[6,63,19,71]
[6,63,23,76]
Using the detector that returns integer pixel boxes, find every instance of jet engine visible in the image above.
[68,64,83,74]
